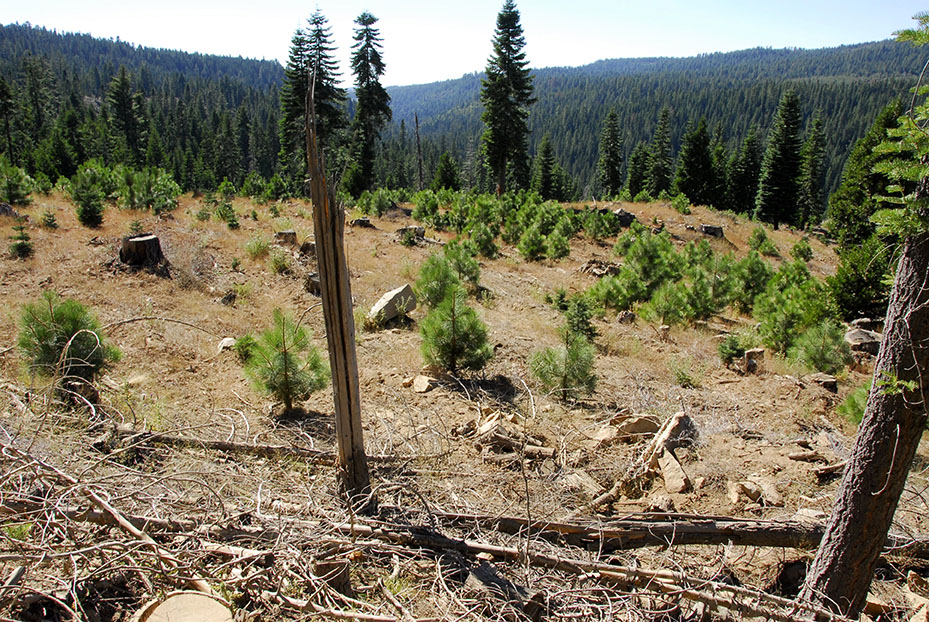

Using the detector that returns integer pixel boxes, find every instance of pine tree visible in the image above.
[728,127,764,214]
[107,66,146,166]
[431,152,461,192]
[345,12,391,196]
[626,141,649,199]
[480,0,535,196]
[646,106,673,197]
[674,118,714,206]
[828,100,903,249]
[420,286,493,374]
[754,90,804,229]
[0,77,15,165]
[531,134,557,199]
[709,125,730,210]
[798,115,826,228]
[597,107,623,198]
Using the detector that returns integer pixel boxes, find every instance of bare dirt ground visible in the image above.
[1,193,927,621]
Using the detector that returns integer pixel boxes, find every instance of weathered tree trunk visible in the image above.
[119,234,165,266]
[304,79,371,509]
[800,232,929,618]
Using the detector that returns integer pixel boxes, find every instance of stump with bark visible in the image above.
[119,234,169,275]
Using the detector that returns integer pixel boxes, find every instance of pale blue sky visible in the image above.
[5,1,927,86]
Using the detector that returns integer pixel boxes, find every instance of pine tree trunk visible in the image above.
[119,234,165,266]
[799,231,929,618]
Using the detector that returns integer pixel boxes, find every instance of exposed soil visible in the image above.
[1,193,927,621]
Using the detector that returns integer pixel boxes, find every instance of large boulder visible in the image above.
[845,327,882,355]
[368,284,416,323]
[700,224,724,238]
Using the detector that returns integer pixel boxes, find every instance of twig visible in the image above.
[102,315,219,337]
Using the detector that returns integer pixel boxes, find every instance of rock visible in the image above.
[845,327,882,355]
[612,208,638,227]
[759,480,783,507]
[645,494,675,513]
[304,272,321,296]
[615,415,660,440]
[743,348,765,374]
[616,310,637,324]
[401,376,415,388]
[579,258,622,277]
[727,480,762,504]
[219,291,236,306]
[350,217,374,228]
[658,450,691,493]
[396,225,425,242]
[217,337,237,353]
[700,223,724,238]
[0,202,20,218]
[561,469,605,496]
[851,317,884,333]
[299,240,316,256]
[412,375,435,393]
[806,372,838,393]
[591,425,618,444]
[274,230,297,246]
[368,284,416,323]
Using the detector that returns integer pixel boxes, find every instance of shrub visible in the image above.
[0,155,33,206]
[546,229,570,259]
[412,190,440,225]
[718,331,761,366]
[671,193,692,214]
[268,248,292,275]
[17,291,121,385]
[8,220,32,259]
[754,261,834,353]
[748,226,779,257]
[669,356,703,388]
[838,381,871,425]
[530,331,597,401]
[614,223,682,296]
[587,268,647,313]
[243,310,329,411]
[215,201,239,229]
[730,251,773,314]
[217,177,236,201]
[565,296,597,341]
[790,237,814,262]
[788,320,854,374]
[633,189,654,203]
[416,253,459,309]
[233,334,258,363]
[70,170,105,227]
[470,221,498,258]
[40,210,58,229]
[245,235,270,260]
[239,172,265,198]
[444,240,481,291]
[420,287,493,374]
[828,234,893,321]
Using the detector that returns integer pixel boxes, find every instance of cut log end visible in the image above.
[120,234,166,268]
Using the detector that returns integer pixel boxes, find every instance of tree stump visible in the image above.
[120,234,166,267]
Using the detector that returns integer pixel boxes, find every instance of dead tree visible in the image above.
[304,75,371,509]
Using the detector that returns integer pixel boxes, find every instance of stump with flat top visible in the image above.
[120,234,166,267]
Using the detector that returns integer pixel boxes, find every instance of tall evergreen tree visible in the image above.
[531,134,557,199]
[646,106,673,197]
[279,11,347,187]
[107,66,146,165]
[345,11,391,196]
[431,151,461,191]
[754,90,804,229]
[728,127,764,214]
[709,125,730,210]
[626,141,649,198]
[798,115,826,228]
[0,77,15,165]
[480,0,535,196]
[828,99,903,249]
[597,107,623,198]
[674,117,714,206]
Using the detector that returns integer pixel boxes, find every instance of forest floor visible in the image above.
[1,193,927,621]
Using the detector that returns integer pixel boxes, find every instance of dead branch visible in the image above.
[101,315,219,337]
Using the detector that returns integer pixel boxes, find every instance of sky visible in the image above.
[5,1,928,87]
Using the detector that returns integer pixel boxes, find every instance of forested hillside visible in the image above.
[387,40,923,195]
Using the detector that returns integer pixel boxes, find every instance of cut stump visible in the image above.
[120,234,166,267]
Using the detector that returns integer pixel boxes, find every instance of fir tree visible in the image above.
[646,106,673,197]
[674,118,714,206]
[531,134,557,199]
[728,126,764,214]
[480,0,535,196]
[828,99,903,249]
[626,141,649,199]
[345,12,391,196]
[597,107,623,198]
[755,90,804,229]
[430,152,461,191]
[798,115,827,228]
[0,77,14,164]
[107,66,146,165]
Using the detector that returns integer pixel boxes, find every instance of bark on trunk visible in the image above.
[119,234,165,266]
[800,232,929,618]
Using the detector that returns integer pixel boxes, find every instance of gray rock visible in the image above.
[368,284,416,323]
[612,208,638,227]
[851,317,884,333]
[217,337,237,353]
[845,327,881,355]
[700,223,724,238]
[807,372,838,393]
[350,217,374,228]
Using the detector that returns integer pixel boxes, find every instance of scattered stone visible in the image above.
[412,375,436,393]
[616,310,637,324]
[727,480,762,504]
[612,208,638,227]
[299,240,316,256]
[217,337,237,353]
[614,415,660,441]
[274,230,297,246]
[759,480,783,507]
[645,494,675,513]
[692,476,707,490]
[851,317,884,333]
[700,223,724,238]
[591,425,618,445]
[806,372,838,393]
[401,376,415,388]
[658,450,691,493]
[367,284,416,324]
[743,348,765,374]
[350,217,374,228]
[845,327,882,355]
[304,272,321,296]
[562,469,605,496]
